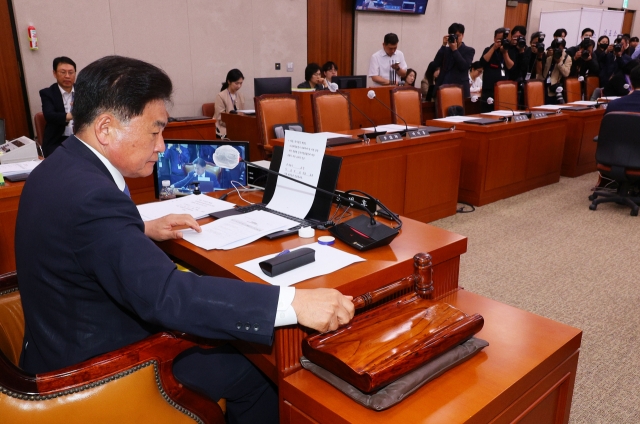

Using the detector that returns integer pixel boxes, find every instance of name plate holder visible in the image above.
[531,111,549,119]
[512,114,529,122]
[407,129,430,139]
[376,133,403,143]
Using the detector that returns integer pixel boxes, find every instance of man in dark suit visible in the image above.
[15,56,354,424]
[173,157,221,191]
[39,56,76,157]
[605,65,640,114]
[432,23,475,98]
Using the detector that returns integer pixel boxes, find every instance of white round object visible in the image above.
[298,227,315,238]
[318,236,335,246]
[162,180,171,187]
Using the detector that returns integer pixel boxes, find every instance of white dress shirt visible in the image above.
[58,85,74,136]
[77,136,298,327]
[469,72,483,95]
[368,48,408,87]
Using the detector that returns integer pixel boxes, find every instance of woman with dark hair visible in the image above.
[322,61,338,82]
[420,61,440,101]
[214,68,245,138]
[297,63,328,90]
[403,68,417,86]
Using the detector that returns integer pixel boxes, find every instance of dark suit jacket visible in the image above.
[433,43,475,98]
[604,91,640,114]
[39,83,70,157]
[16,136,279,374]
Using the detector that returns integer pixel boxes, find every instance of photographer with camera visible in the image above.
[523,32,546,81]
[508,26,529,82]
[566,28,594,58]
[432,23,475,98]
[480,27,515,111]
[570,37,599,79]
[602,35,633,84]
[537,38,572,104]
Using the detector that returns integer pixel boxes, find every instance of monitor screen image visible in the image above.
[331,75,367,90]
[254,77,292,97]
[154,139,249,198]
[355,0,428,15]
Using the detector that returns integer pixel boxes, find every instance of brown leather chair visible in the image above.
[435,84,464,118]
[586,76,600,101]
[564,77,582,103]
[390,86,423,125]
[494,81,518,111]
[34,112,46,148]
[254,94,301,159]
[0,272,225,424]
[523,80,545,109]
[310,91,351,133]
[202,103,216,118]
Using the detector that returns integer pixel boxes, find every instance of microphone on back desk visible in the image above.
[328,83,381,142]
[366,90,410,134]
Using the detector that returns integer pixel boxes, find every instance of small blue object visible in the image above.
[276,249,290,257]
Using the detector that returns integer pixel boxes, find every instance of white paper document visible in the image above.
[236,242,365,286]
[266,130,327,219]
[362,124,418,132]
[433,116,482,122]
[136,195,235,221]
[598,97,620,101]
[532,104,571,110]
[481,110,525,116]
[568,101,597,106]
[182,210,298,250]
[0,159,42,176]
[316,132,352,140]
[236,109,255,114]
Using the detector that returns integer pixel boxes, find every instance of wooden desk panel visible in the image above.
[427,115,568,206]
[163,118,216,140]
[560,109,604,177]
[221,113,262,161]
[0,181,24,274]
[281,289,582,424]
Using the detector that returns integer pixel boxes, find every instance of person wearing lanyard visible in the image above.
[480,28,515,112]
[539,39,572,104]
[214,69,245,139]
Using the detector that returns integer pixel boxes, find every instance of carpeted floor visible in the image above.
[431,172,640,424]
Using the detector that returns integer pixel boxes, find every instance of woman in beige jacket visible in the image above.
[214,69,245,138]
[538,40,572,103]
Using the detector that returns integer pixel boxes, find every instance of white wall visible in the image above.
[12,0,307,124]
[354,0,506,82]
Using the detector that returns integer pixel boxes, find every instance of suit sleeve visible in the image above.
[40,88,67,126]
[452,47,474,73]
[72,186,280,345]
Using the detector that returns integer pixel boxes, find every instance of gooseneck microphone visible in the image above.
[328,83,382,142]
[366,90,410,134]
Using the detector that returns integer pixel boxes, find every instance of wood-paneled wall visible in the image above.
[307,0,355,76]
[0,0,30,140]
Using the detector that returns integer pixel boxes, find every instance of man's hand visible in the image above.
[66,113,73,122]
[450,40,458,51]
[144,213,201,241]
[442,35,449,47]
[292,288,355,333]
[390,62,400,70]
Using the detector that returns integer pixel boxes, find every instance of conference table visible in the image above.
[427,114,569,206]
[269,128,464,223]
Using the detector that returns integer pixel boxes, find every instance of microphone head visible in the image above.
[624,84,630,90]
[487,97,494,105]
[212,145,241,169]
[367,90,376,99]
[471,95,479,103]
[556,86,564,93]
[328,82,338,93]
[577,76,585,82]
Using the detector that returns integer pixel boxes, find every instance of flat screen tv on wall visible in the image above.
[355,0,428,15]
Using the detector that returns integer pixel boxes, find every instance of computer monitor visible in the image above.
[332,75,367,90]
[153,139,249,198]
[254,77,292,97]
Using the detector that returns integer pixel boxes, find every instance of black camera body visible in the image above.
[500,28,511,48]
[614,43,623,53]
[553,48,563,61]
[516,36,526,49]
[581,49,591,60]
[448,33,458,44]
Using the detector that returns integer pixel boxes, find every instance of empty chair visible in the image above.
[494,81,518,111]
[254,94,302,159]
[586,76,600,101]
[588,112,640,216]
[390,86,423,126]
[564,77,582,103]
[523,80,545,109]
[34,112,46,149]
[311,91,352,132]
[435,84,464,118]
[202,102,216,118]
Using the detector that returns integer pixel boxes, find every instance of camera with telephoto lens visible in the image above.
[614,35,623,52]
[516,36,527,49]
[553,48,563,61]
[448,33,458,43]
[501,28,511,48]
[534,33,546,55]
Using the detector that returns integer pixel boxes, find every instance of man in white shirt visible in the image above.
[39,56,76,157]
[368,33,408,86]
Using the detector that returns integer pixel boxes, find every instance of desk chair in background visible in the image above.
[523,80,545,109]
[435,84,464,118]
[311,91,352,133]
[202,103,216,118]
[564,77,582,103]
[0,272,225,423]
[254,94,302,159]
[34,112,46,150]
[390,86,423,125]
[494,81,518,111]
[589,112,640,216]
[586,76,600,101]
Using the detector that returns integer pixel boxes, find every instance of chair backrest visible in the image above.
[311,91,352,132]
[564,78,582,103]
[34,112,46,147]
[585,76,599,101]
[524,80,545,109]
[435,85,464,118]
[595,112,640,174]
[202,103,216,118]
[390,86,423,125]
[0,272,23,367]
[494,81,518,111]
[254,94,301,158]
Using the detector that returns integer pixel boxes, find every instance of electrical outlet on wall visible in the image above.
[287,62,294,72]
[275,63,281,71]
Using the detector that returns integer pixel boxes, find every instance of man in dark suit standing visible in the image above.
[39,56,76,157]
[16,56,354,424]
[432,23,475,98]
[605,65,640,113]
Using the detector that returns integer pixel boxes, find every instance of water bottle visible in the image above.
[159,180,175,200]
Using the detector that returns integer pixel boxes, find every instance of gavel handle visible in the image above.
[352,275,416,310]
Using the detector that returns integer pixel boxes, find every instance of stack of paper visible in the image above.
[568,101,597,106]
[481,110,525,117]
[362,124,418,132]
[433,116,482,122]
[0,159,42,176]
[182,210,299,250]
[137,195,235,221]
[532,105,571,110]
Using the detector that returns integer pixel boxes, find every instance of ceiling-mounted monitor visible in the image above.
[355,0,428,15]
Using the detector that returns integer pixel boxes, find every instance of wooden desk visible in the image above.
[0,180,24,274]
[163,118,217,140]
[270,129,464,222]
[427,115,568,206]
[221,112,261,161]
[282,289,582,424]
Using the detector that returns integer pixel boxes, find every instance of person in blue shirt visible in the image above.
[166,143,190,184]
[173,157,220,191]
[199,145,215,163]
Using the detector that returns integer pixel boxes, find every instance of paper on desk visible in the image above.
[532,104,571,110]
[266,130,327,219]
[136,195,235,221]
[598,97,620,101]
[362,124,418,132]
[182,210,298,250]
[481,110,525,116]
[236,109,255,114]
[236,243,365,286]
[0,159,42,176]
[316,132,352,139]
[433,116,482,122]
[568,101,597,106]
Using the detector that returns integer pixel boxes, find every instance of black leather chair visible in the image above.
[589,112,640,216]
